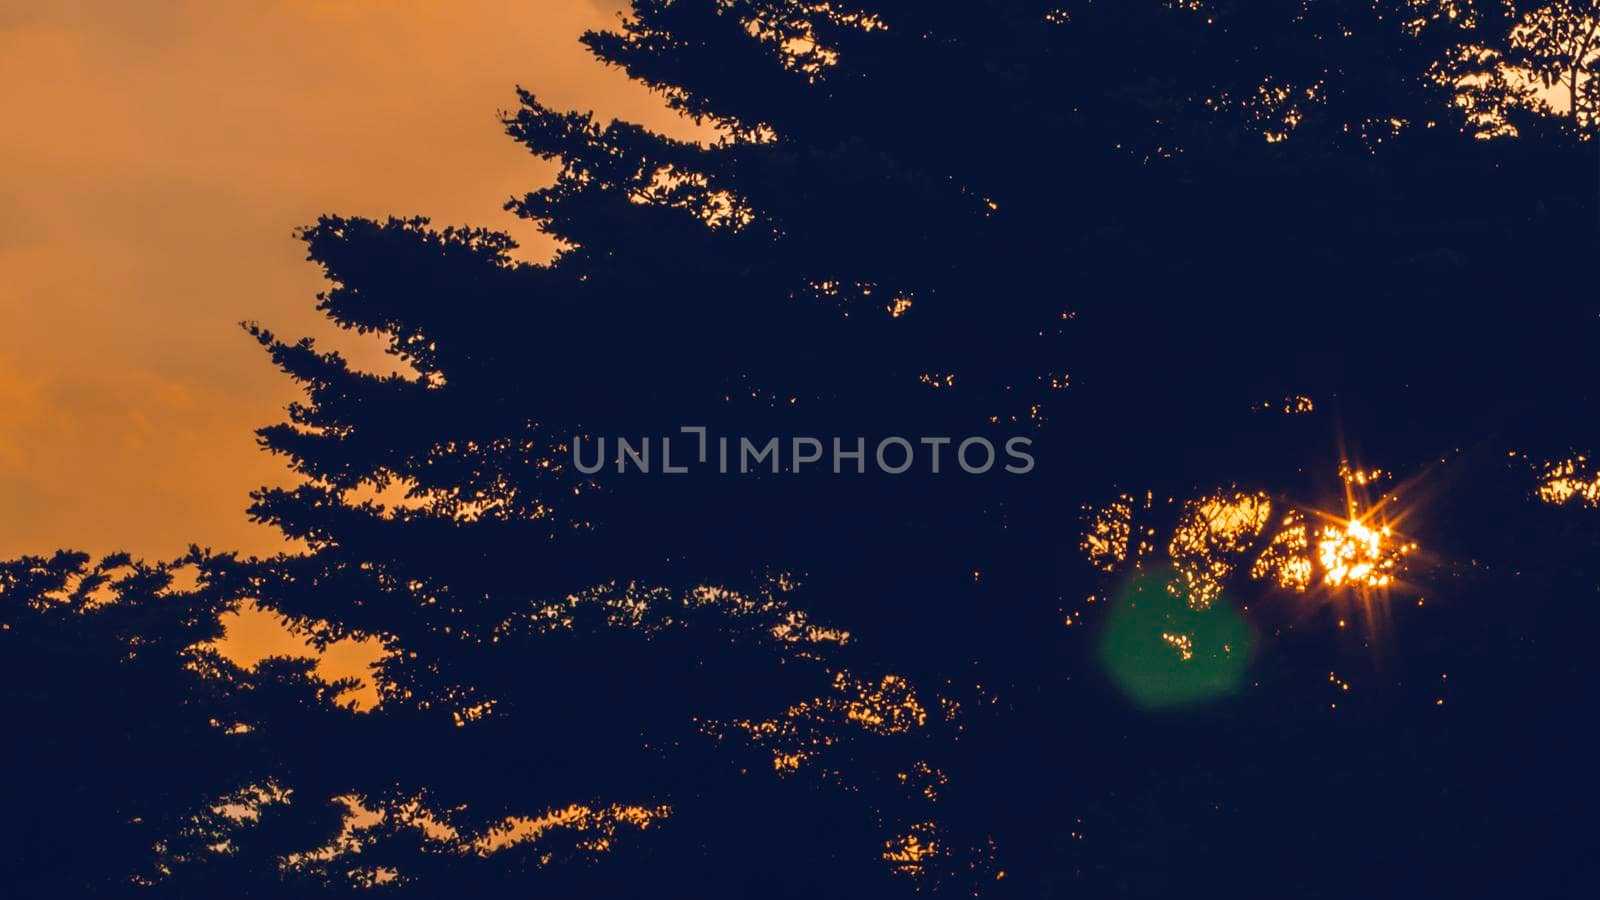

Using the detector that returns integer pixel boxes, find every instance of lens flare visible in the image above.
[1077,459,1424,639]
[1317,517,1414,589]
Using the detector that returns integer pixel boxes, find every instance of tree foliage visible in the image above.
[9,1,1600,896]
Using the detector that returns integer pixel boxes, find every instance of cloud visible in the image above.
[0,0,697,561]
[0,0,200,47]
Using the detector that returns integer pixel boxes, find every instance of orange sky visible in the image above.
[0,0,704,560]
[0,1,701,675]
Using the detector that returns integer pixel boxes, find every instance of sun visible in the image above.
[1317,517,1414,590]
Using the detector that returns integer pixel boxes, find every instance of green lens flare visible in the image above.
[1097,567,1254,709]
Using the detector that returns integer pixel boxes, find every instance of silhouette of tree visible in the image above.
[11,1,1600,896]
[237,1,1600,895]
[1508,0,1600,129]
[0,550,355,898]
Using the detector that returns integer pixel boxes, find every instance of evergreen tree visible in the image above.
[0,550,353,898]
[12,3,1600,890]
[8,1,1576,896]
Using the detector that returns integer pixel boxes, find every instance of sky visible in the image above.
[0,0,703,560]
[0,0,699,673]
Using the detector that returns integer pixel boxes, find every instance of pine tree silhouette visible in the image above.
[8,2,1600,896]
[0,551,354,898]
[237,1,1600,895]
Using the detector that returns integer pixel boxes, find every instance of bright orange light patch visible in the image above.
[1536,456,1600,507]
[1317,518,1415,589]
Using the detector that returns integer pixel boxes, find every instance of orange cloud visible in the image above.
[0,1,698,560]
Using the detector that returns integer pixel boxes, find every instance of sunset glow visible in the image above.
[1317,518,1414,589]
[5,1,1595,895]
[1079,461,1424,639]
